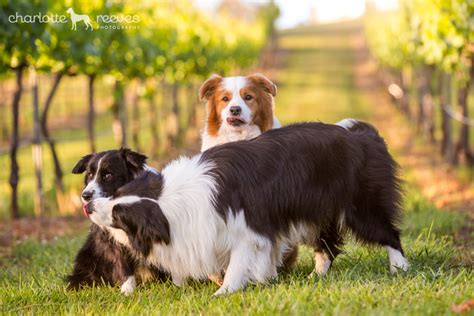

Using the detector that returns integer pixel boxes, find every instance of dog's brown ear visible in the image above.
[119,148,147,171]
[247,73,277,97]
[72,154,93,174]
[199,74,222,101]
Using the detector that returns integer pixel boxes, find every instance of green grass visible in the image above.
[0,199,471,314]
[1,20,472,315]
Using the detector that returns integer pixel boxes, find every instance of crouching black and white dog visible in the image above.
[85,121,409,296]
[67,148,166,294]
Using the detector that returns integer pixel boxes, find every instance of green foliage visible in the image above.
[365,0,474,78]
[0,0,277,80]
[0,0,50,71]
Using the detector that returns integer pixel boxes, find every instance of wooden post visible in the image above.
[30,67,45,217]
[131,80,141,152]
[439,72,455,163]
[40,72,66,214]
[171,82,181,146]
[9,66,23,219]
[455,77,473,165]
[87,74,96,153]
[400,69,410,119]
[112,79,127,147]
[148,87,160,158]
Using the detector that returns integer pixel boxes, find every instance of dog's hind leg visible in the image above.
[345,207,409,273]
[213,234,275,296]
[310,224,344,277]
[386,246,409,273]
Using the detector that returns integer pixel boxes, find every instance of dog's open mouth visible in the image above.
[226,117,246,127]
[82,203,91,218]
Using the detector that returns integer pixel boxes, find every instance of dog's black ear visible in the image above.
[72,154,93,174]
[199,74,222,101]
[120,148,148,172]
[112,201,170,257]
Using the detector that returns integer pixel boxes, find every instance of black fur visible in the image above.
[68,148,165,290]
[112,199,170,257]
[72,148,147,197]
[105,172,169,257]
[113,172,163,200]
[201,121,404,261]
[66,225,135,288]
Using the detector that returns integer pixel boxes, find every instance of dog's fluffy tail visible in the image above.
[336,118,383,144]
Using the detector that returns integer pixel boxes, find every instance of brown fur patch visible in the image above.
[206,87,233,136]
[241,74,276,132]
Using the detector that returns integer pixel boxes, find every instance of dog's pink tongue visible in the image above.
[82,204,90,218]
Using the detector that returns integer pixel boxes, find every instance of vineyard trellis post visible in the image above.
[9,66,24,219]
[30,67,45,217]
[40,72,66,213]
[87,74,96,153]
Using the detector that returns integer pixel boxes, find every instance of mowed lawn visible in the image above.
[1,21,473,315]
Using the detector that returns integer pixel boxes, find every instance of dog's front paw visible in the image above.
[212,286,228,297]
[120,276,136,295]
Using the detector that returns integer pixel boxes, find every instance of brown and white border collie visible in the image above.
[199,73,281,152]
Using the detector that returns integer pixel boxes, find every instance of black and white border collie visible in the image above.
[67,148,165,294]
[86,121,409,296]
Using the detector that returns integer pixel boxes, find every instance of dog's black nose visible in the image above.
[229,106,241,116]
[81,191,93,202]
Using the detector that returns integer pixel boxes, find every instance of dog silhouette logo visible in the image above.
[66,8,93,31]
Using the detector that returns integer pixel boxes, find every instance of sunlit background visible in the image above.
[196,0,399,28]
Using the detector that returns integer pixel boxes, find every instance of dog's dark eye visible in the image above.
[222,96,229,102]
[104,173,113,181]
[244,95,253,101]
[87,173,94,180]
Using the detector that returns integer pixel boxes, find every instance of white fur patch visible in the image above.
[148,156,223,281]
[336,118,357,130]
[212,210,276,296]
[105,226,130,247]
[222,77,251,121]
[273,116,281,128]
[90,195,143,227]
[201,124,262,151]
[220,77,252,128]
[386,246,409,273]
[120,276,136,295]
[314,251,331,275]
[82,156,105,202]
